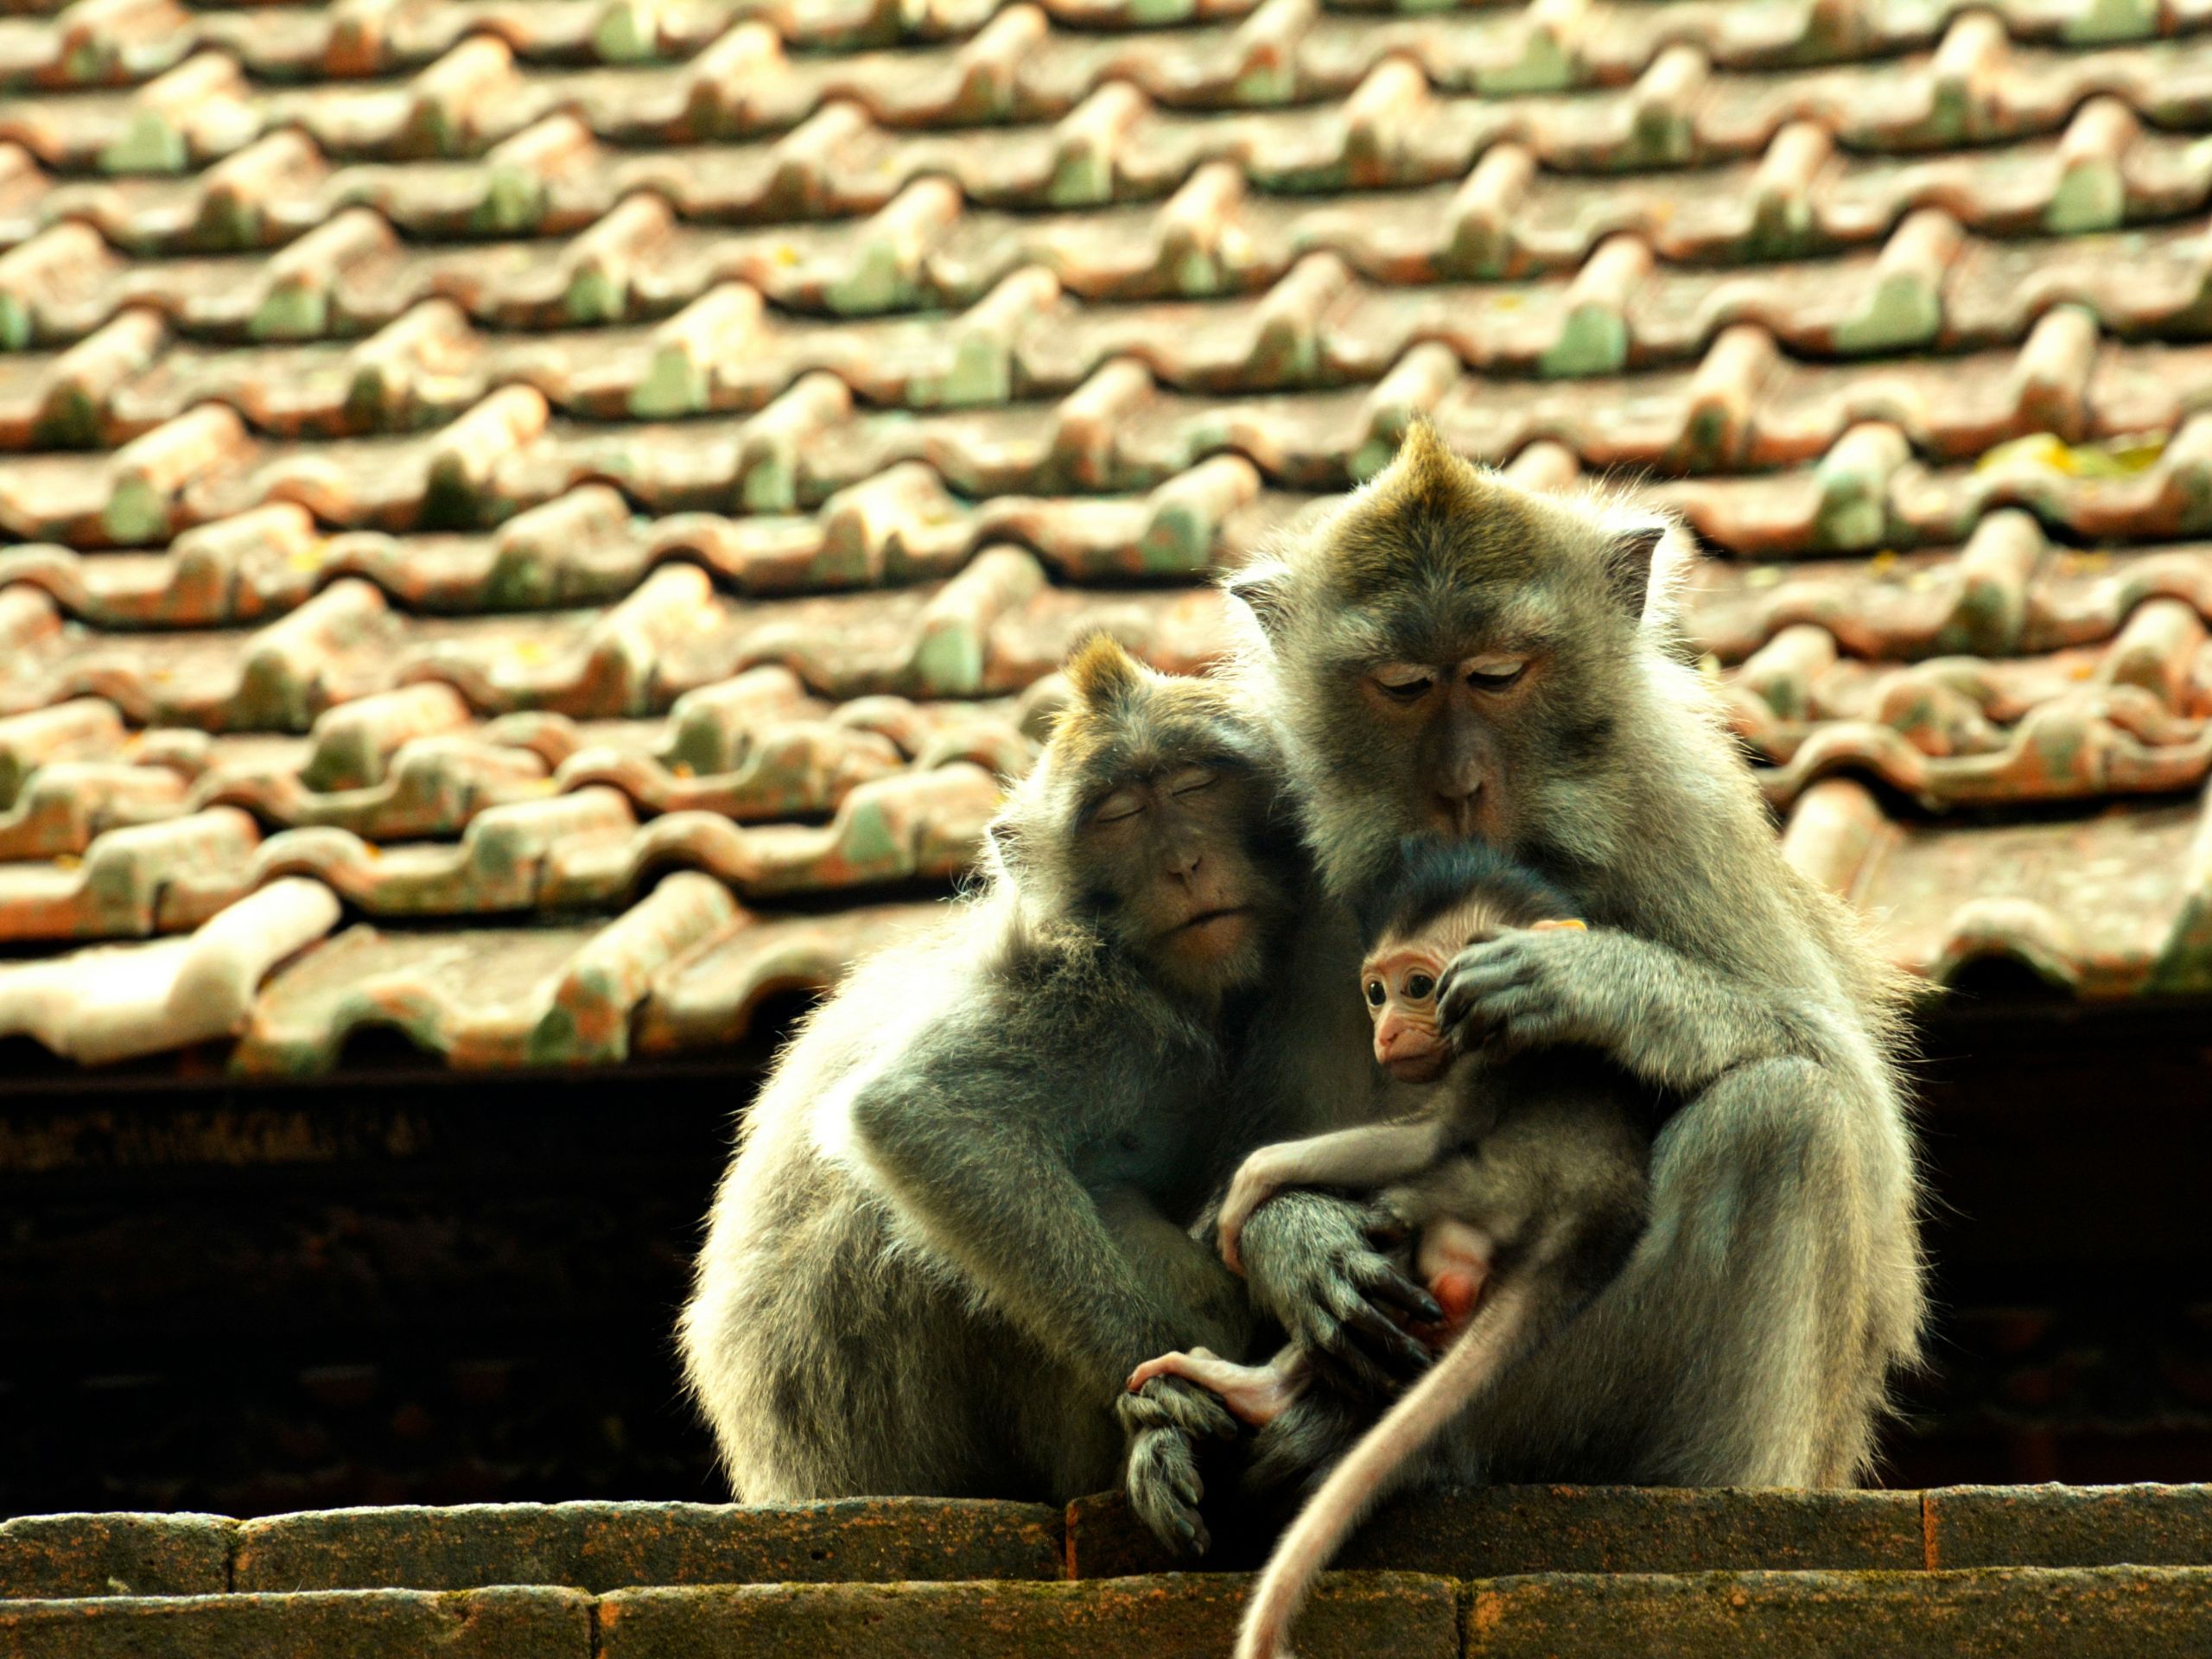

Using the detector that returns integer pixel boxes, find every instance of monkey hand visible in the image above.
[1117,1374,1238,1557]
[1434,925,1599,1057]
[1236,1191,1442,1401]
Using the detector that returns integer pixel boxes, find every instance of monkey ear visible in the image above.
[1064,632,1145,705]
[1223,559,1294,643]
[983,810,1022,873]
[1600,523,1667,618]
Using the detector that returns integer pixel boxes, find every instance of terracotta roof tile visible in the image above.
[2,0,2209,1068]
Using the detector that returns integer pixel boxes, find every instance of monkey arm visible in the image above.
[1436,925,1802,1096]
[1217,1116,1448,1275]
[847,1073,1234,1394]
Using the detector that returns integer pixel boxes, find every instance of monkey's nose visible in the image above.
[1432,791,1479,838]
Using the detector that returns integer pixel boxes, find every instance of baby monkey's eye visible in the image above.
[1363,978,1387,1007]
[1403,972,1436,1001]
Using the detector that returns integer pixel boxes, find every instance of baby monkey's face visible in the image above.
[1361,897,1584,1083]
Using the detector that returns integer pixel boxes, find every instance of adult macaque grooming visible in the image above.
[679,637,1391,1535]
[1132,842,1654,1659]
[1223,422,1925,1491]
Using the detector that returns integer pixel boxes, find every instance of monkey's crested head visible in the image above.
[1220,423,1689,896]
[986,635,1300,999]
[1026,635,1278,823]
[1229,421,1670,658]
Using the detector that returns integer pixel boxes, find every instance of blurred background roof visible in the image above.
[3,0,2212,1072]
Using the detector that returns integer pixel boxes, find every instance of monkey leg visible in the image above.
[1128,1344,1309,1428]
[1439,1058,1918,1488]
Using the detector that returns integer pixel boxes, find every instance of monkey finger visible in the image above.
[1360,1206,1410,1249]
[1125,1374,1240,1443]
[1125,1430,1211,1558]
[1356,1259,1446,1328]
[1324,1281,1436,1382]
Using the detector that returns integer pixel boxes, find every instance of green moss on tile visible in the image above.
[827,247,904,315]
[1538,308,1627,378]
[421,461,482,531]
[474,173,548,238]
[944,337,1010,406]
[631,347,709,419]
[33,388,102,450]
[2064,0,2158,42]
[594,1,661,61]
[101,113,188,175]
[1480,34,1573,94]
[1047,155,1112,208]
[1815,492,1887,551]
[913,627,984,697]
[742,460,797,513]
[1136,504,1214,575]
[2045,166,2123,235]
[841,798,900,871]
[1834,276,1940,355]
[101,478,168,545]
[251,284,329,342]
[565,268,624,325]
[1172,249,1223,296]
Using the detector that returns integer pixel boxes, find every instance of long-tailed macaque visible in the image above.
[678,637,1391,1537]
[1130,841,1655,1659]
[1222,422,1925,1493]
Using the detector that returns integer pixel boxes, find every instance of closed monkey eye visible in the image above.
[1465,655,1528,690]
[1372,664,1434,703]
[1166,766,1217,796]
[1090,787,1145,825]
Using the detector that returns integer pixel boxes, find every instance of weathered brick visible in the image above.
[1467,1566,2212,1657]
[233,1499,1063,1592]
[0,1586,590,1659]
[598,1572,1458,1659]
[1064,1490,1274,1579]
[1340,1485,1924,1576]
[1927,1483,2212,1568]
[0,1514,232,1599]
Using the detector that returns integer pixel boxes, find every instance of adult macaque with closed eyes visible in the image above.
[679,636,1393,1535]
[1222,422,1925,1492]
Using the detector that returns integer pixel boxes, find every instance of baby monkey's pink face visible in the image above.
[1361,899,1584,1083]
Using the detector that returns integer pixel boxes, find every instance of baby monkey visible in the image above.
[1130,842,1656,1659]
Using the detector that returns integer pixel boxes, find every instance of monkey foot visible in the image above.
[1127,1347,1309,1428]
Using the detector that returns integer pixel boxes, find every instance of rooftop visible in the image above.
[3,0,2212,1069]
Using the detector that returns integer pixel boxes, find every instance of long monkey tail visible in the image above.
[1233,1277,1536,1659]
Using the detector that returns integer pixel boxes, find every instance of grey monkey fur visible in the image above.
[677,641,1392,1539]
[1222,423,1925,1493]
